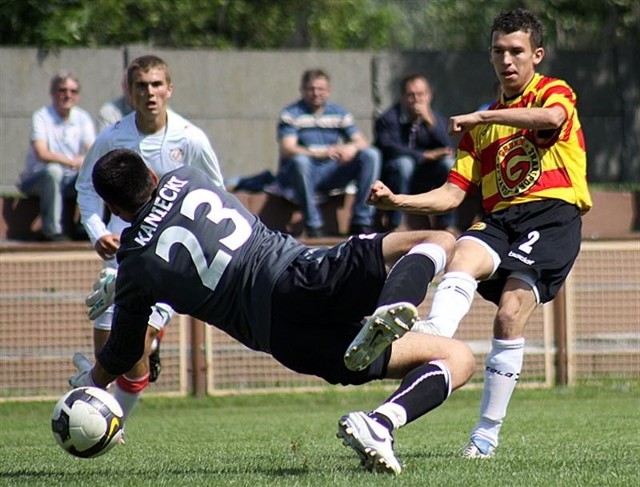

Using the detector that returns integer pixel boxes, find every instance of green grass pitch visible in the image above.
[1,381,638,486]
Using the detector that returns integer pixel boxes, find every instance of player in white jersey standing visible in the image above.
[76,55,224,419]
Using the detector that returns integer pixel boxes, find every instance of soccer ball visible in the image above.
[51,386,124,458]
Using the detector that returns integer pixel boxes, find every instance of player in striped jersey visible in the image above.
[368,8,592,458]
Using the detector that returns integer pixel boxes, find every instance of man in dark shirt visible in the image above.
[375,74,457,233]
[70,148,475,475]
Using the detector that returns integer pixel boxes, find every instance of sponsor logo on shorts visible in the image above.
[468,222,487,231]
[495,135,541,198]
[508,250,535,265]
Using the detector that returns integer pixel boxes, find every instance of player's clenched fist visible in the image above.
[367,180,398,210]
[95,233,120,260]
[448,112,483,134]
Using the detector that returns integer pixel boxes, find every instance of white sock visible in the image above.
[113,385,142,421]
[407,242,447,275]
[471,337,525,447]
[413,271,477,337]
[373,402,407,430]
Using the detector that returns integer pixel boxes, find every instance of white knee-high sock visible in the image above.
[114,373,149,420]
[471,337,525,447]
[113,387,140,421]
[413,271,477,337]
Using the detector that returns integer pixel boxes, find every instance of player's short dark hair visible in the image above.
[127,55,172,90]
[301,68,330,88]
[92,149,155,214]
[491,8,544,49]
[400,73,430,95]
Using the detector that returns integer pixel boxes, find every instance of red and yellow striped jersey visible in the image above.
[449,73,592,214]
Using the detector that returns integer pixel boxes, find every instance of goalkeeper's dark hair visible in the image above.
[92,148,156,214]
[491,8,544,49]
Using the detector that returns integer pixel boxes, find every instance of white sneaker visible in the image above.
[411,319,443,335]
[462,438,496,459]
[337,411,402,474]
[344,302,418,371]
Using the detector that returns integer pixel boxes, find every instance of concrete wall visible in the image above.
[1,47,637,194]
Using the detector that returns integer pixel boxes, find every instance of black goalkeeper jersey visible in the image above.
[99,165,306,375]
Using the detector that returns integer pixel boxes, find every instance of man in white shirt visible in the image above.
[76,54,224,419]
[19,72,96,241]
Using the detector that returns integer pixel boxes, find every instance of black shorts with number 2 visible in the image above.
[463,200,582,305]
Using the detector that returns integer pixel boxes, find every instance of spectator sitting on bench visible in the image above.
[18,71,95,241]
[374,73,458,234]
[275,68,381,238]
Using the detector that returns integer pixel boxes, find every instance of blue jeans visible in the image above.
[382,155,457,228]
[278,148,381,229]
[19,163,77,236]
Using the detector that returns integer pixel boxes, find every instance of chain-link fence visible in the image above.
[1,241,637,401]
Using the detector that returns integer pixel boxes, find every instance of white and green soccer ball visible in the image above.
[51,386,124,458]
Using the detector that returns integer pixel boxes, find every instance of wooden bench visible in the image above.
[0,195,82,241]
[1,189,637,244]
[232,190,355,237]
[232,188,485,237]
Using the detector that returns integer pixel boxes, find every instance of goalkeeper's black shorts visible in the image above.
[269,232,392,387]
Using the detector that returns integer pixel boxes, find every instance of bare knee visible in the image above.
[387,333,475,390]
[493,297,535,339]
[383,230,456,266]
[423,230,456,258]
[443,339,476,390]
[493,277,538,339]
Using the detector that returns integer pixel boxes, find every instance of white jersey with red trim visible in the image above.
[76,109,224,245]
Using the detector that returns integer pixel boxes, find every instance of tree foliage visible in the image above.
[0,0,637,50]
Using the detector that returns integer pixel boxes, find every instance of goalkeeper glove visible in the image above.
[68,353,96,388]
[86,268,117,320]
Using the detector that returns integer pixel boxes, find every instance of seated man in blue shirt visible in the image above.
[375,73,457,233]
[276,68,381,238]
